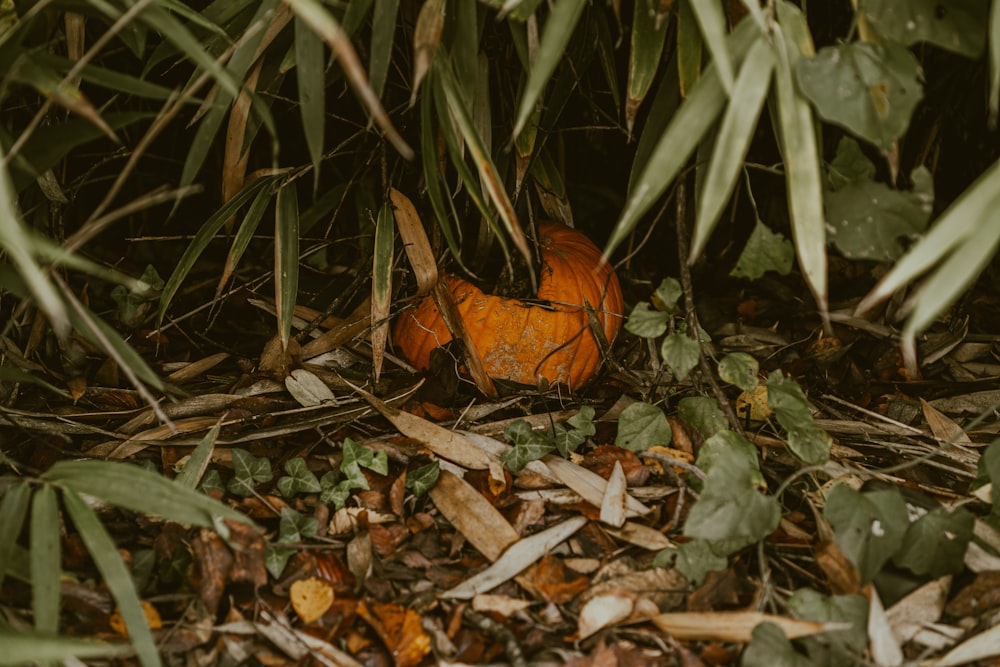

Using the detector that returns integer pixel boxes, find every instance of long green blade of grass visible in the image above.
[62,490,160,667]
[29,485,60,634]
[295,14,326,191]
[0,482,31,589]
[275,179,301,351]
[0,630,132,665]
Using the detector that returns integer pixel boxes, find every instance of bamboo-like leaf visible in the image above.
[0,482,31,589]
[390,188,438,296]
[627,0,670,134]
[411,0,444,105]
[607,18,758,261]
[43,460,253,526]
[991,0,1000,126]
[62,490,160,667]
[275,180,300,351]
[692,36,774,260]
[451,0,480,102]
[594,6,621,113]
[371,201,395,381]
[295,14,325,189]
[286,0,415,159]
[438,65,533,283]
[511,0,587,139]
[342,0,376,34]
[174,422,222,489]
[32,51,176,100]
[857,158,1000,315]
[688,0,734,95]
[216,184,273,298]
[30,485,60,635]
[158,175,275,326]
[221,59,263,226]
[419,80,465,263]
[772,2,827,318]
[677,0,703,98]
[370,0,399,101]
[0,631,132,664]
[0,143,69,337]
[900,209,1000,373]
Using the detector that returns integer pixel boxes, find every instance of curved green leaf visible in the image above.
[295,15,325,190]
[511,0,587,139]
[687,0,734,94]
[627,0,670,133]
[275,180,300,350]
[692,35,773,260]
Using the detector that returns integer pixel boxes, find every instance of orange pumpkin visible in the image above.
[393,221,624,389]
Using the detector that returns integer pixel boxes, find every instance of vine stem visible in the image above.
[673,178,746,437]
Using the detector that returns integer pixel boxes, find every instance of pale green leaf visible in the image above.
[511,0,587,139]
[766,371,831,465]
[684,455,781,547]
[0,482,31,588]
[864,0,986,58]
[62,490,160,667]
[275,180,300,350]
[718,353,759,392]
[661,332,700,381]
[687,0,734,94]
[730,219,794,279]
[824,484,908,584]
[692,36,774,259]
[30,485,60,634]
[295,15,326,189]
[627,0,670,132]
[174,423,221,490]
[624,302,670,338]
[616,401,672,451]
[0,630,131,664]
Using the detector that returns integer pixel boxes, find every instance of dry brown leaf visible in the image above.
[577,591,639,640]
[289,577,334,624]
[350,382,494,470]
[284,368,337,407]
[543,455,651,518]
[357,601,431,667]
[651,611,832,643]
[599,461,628,528]
[604,521,675,551]
[109,600,162,636]
[165,352,230,384]
[920,398,973,446]
[887,576,950,643]
[429,470,519,562]
[470,594,533,616]
[867,588,903,667]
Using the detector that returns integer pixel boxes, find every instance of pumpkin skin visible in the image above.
[393,221,624,389]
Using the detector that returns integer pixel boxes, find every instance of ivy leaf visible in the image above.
[742,623,815,667]
[893,506,974,577]
[827,166,934,261]
[661,538,729,587]
[502,420,555,472]
[718,352,759,392]
[553,406,597,457]
[824,484,909,584]
[278,506,318,543]
[766,371,831,465]
[265,544,297,579]
[661,333,701,381]
[863,0,987,58]
[683,455,781,548]
[227,448,273,497]
[276,457,322,498]
[730,219,794,280]
[652,277,683,314]
[695,430,765,491]
[615,401,671,451]
[795,41,923,150]
[625,302,670,338]
[567,405,596,436]
[405,462,440,497]
[677,396,728,439]
[340,437,386,485]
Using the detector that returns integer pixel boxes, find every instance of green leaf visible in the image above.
[278,506,318,543]
[718,353,759,392]
[277,457,323,498]
[405,462,441,497]
[824,484,909,584]
[687,0,735,94]
[981,439,1000,524]
[319,471,354,509]
[772,3,826,316]
[275,180,300,351]
[695,430,764,486]
[827,166,934,261]
[502,420,556,472]
[741,623,813,667]
[341,437,388,480]
[553,406,596,457]
[863,0,987,58]
[295,15,326,189]
[677,396,728,439]
[0,630,132,664]
[652,277,684,314]
[0,482,31,588]
[676,0,703,97]
[43,460,251,527]
[62,490,159,667]
[607,18,759,261]
[795,41,923,151]
[616,401,671,451]
[730,219,794,280]
[827,136,876,190]
[660,333,701,382]
[667,538,728,586]
[511,0,587,139]
[369,0,399,99]
[684,455,781,548]
[787,589,869,654]
[990,1,1000,124]
[30,485,60,634]
[265,543,297,579]
[766,371,831,465]
[893,506,974,577]
[692,35,774,259]
[624,302,670,338]
[626,0,670,132]
[227,448,274,497]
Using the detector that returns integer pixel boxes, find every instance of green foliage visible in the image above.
[766,371,832,465]
[824,484,909,585]
[615,401,672,451]
[277,457,323,498]
[677,396,728,438]
[502,406,596,471]
[266,507,318,578]
[227,448,274,497]
[405,461,441,497]
[717,353,759,393]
